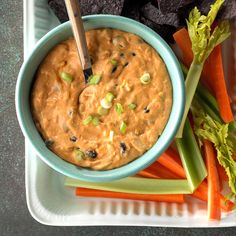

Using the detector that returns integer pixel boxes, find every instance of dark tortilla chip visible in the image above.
[48,0,125,22]
[157,0,193,14]
[48,0,68,23]
[140,16,176,43]
[141,2,180,28]
[121,0,142,21]
[195,0,236,20]
[79,0,125,16]
[48,0,236,44]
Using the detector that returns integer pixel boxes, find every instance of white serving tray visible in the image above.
[24,0,236,226]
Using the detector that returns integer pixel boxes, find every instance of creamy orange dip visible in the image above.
[31,29,172,170]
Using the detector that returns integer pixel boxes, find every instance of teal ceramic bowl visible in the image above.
[16,15,184,182]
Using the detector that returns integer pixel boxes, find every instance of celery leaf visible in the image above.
[193,110,236,196]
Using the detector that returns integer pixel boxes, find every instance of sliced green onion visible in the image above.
[74,149,85,161]
[111,59,118,66]
[105,92,115,102]
[88,74,101,85]
[100,98,112,109]
[128,103,137,110]
[82,115,93,125]
[98,106,109,116]
[120,121,127,134]
[115,103,124,115]
[60,72,73,83]
[92,117,100,126]
[140,72,151,84]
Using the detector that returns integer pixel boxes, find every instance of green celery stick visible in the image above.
[65,177,191,194]
[176,119,207,191]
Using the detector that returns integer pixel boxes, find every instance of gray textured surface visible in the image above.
[0,0,235,235]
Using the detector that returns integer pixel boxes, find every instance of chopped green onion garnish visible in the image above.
[82,115,93,125]
[88,74,101,85]
[105,92,115,102]
[98,106,108,115]
[111,59,118,66]
[115,103,124,115]
[74,149,85,161]
[140,73,151,84]
[128,103,137,110]
[60,72,73,83]
[92,117,100,126]
[101,98,112,109]
[120,121,127,134]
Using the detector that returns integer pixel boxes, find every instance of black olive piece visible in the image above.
[45,139,54,147]
[89,55,94,65]
[144,107,150,113]
[112,66,117,74]
[68,110,73,117]
[120,53,124,57]
[86,150,97,159]
[120,142,127,154]
[132,52,136,56]
[70,136,77,142]
[123,62,129,67]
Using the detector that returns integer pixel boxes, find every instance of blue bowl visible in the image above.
[16,15,185,182]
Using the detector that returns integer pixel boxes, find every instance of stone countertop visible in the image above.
[0,0,235,235]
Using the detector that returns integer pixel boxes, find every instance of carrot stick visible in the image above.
[173,28,193,67]
[157,148,186,179]
[204,45,234,123]
[192,181,234,212]
[75,187,184,203]
[204,140,221,220]
[173,28,234,123]
[138,162,180,179]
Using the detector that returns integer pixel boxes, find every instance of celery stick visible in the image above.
[194,94,222,123]
[177,61,203,137]
[181,63,220,115]
[229,121,236,132]
[176,119,207,191]
[181,64,223,124]
[176,0,230,138]
[196,83,219,115]
[65,177,191,194]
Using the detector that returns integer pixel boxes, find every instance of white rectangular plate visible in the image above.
[24,0,236,226]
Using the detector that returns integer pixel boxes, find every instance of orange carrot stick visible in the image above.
[204,140,221,220]
[204,45,234,123]
[157,148,186,179]
[192,180,234,212]
[75,187,184,203]
[138,162,180,179]
[173,28,193,67]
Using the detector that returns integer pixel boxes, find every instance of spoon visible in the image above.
[65,0,93,82]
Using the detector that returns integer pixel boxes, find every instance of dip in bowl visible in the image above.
[16,15,184,182]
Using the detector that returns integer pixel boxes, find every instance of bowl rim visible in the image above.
[15,14,185,182]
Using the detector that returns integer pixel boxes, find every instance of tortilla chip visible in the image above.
[141,2,180,27]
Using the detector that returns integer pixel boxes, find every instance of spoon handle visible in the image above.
[65,0,91,70]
